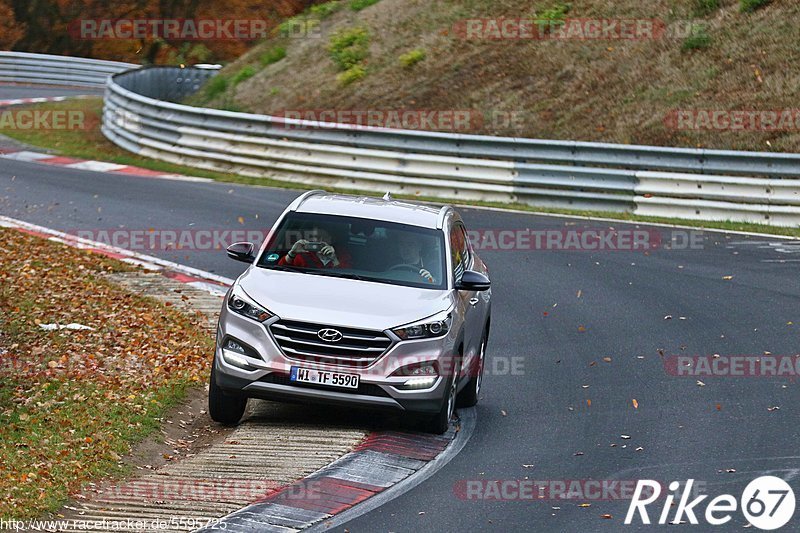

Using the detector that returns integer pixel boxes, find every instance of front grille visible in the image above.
[260,373,391,398]
[269,319,393,367]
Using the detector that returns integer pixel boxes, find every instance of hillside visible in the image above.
[189,0,800,153]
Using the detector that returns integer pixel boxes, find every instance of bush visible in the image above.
[337,65,366,85]
[231,65,256,85]
[536,2,570,27]
[260,46,287,66]
[328,27,370,71]
[350,0,380,11]
[692,0,720,16]
[204,75,229,99]
[310,1,342,18]
[682,24,712,51]
[399,48,426,68]
[739,0,771,12]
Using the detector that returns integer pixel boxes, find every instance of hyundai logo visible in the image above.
[317,328,343,343]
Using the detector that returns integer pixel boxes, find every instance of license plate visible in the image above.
[290,366,360,389]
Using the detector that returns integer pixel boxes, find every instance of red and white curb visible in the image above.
[0,95,93,107]
[198,425,469,532]
[0,214,232,296]
[0,148,212,183]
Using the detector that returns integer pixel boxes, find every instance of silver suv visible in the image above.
[209,191,491,433]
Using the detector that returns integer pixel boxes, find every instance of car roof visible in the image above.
[291,191,452,229]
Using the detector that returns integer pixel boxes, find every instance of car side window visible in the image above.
[449,222,470,281]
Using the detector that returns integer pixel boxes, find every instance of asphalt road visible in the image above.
[1,98,798,530]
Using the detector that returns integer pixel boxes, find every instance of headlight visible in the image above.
[392,311,451,340]
[228,286,273,322]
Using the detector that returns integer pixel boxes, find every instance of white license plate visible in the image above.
[290,366,360,389]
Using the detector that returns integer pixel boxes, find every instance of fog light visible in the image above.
[402,376,437,389]
[222,348,251,369]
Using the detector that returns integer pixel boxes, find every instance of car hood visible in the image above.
[237,267,453,331]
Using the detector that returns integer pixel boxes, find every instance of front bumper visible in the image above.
[214,304,456,415]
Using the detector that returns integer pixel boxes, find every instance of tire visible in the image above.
[423,359,459,434]
[208,364,247,425]
[457,332,487,408]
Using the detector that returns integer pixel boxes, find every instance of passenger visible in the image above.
[280,227,352,269]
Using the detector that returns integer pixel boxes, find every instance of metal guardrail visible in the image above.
[0,51,136,88]
[100,66,800,227]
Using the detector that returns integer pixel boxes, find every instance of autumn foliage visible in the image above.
[0,0,316,64]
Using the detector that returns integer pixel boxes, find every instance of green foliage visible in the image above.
[399,48,426,68]
[328,27,370,71]
[310,1,343,18]
[260,46,287,66]
[692,0,720,17]
[337,65,367,85]
[682,24,712,51]
[231,65,257,85]
[204,75,229,99]
[739,0,771,12]
[350,0,380,11]
[536,2,570,26]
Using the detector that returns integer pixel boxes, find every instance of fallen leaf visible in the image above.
[632,399,639,409]
[578,503,591,508]
[578,325,586,332]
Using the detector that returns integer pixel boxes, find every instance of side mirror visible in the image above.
[455,270,491,291]
[226,242,255,263]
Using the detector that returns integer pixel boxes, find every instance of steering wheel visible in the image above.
[388,263,422,273]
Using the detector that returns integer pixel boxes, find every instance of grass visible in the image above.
[399,48,426,68]
[0,229,212,518]
[260,46,287,67]
[309,1,343,18]
[535,1,571,29]
[231,66,257,85]
[203,75,229,100]
[740,0,772,12]
[692,0,721,17]
[337,65,367,85]
[350,0,380,11]
[681,24,712,51]
[1,98,797,238]
[328,26,370,71]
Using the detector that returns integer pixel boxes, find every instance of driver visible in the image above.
[279,227,352,269]
[395,232,435,283]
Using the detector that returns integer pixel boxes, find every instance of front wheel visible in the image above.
[423,361,459,434]
[457,333,487,408]
[208,364,247,425]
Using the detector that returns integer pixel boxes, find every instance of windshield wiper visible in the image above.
[259,263,366,281]
[311,271,367,282]
[259,263,306,273]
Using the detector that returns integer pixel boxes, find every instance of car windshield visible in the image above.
[257,212,447,290]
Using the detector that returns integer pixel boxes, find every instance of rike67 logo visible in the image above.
[626,477,795,530]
